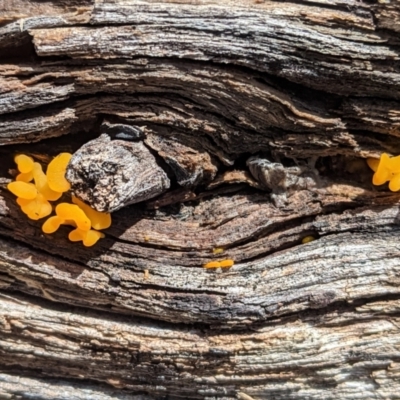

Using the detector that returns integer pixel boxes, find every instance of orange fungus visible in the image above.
[46,153,72,193]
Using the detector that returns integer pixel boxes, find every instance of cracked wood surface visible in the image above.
[0,0,400,399]
[1,294,400,400]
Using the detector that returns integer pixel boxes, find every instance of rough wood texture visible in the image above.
[0,0,400,399]
[66,134,170,212]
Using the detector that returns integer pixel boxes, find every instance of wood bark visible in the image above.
[0,1,400,399]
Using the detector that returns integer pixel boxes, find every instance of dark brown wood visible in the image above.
[0,1,400,399]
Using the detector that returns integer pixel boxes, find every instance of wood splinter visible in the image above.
[66,134,170,213]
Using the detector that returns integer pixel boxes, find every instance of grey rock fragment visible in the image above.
[66,134,170,212]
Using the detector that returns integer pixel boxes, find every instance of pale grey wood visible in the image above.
[0,372,154,400]
[1,294,400,400]
[0,188,399,327]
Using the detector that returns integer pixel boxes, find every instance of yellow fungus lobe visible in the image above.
[83,230,105,247]
[302,235,316,244]
[372,153,391,186]
[32,162,62,201]
[56,203,91,231]
[387,155,400,174]
[16,171,34,183]
[369,153,400,192]
[219,259,234,268]
[203,261,221,269]
[366,158,379,172]
[71,196,111,230]
[7,181,38,200]
[68,228,85,242]
[16,197,32,207]
[14,154,34,174]
[212,247,224,254]
[389,173,400,192]
[46,152,72,193]
[19,193,52,220]
[68,228,104,247]
[204,259,234,269]
[42,216,65,234]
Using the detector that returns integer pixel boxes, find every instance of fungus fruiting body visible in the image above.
[8,153,111,247]
[366,158,379,173]
[212,247,224,254]
[72,196,111,230]
[203,259,234,269]
[42,216,64,234]
[68,228,105,247]
[43,201,109,247]
[367,153,400,191]
[219,259,234,268]
[302,235,315,244]
[56,203,91,231]
[15,154,34,174]
[16,171,34,182]
[203,261,220,269]
[19,193,52,220]
[46,153,72,193]
[32,162,62,201]
[7,181,38,199]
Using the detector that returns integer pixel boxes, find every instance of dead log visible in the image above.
[0,1,400,399]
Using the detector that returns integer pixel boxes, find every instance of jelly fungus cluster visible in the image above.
[7,153,111,247]
[367,154,400,191]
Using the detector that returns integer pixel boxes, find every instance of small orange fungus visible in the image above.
[14,154,34,174]
[33,162,62,201]
[302,235,315,244]
[203,259,234,269]
[42,216,64,234]
[7,181,38,200]
[389,173,400,192]
[212,247,224,254]
[368,153,400,191]
[16,197,32,207]
[19,193,52,220]
[219,259,234,268]
[56,203,91,231]
[83,230,105,247]
[72,196,111,230]
[16,171,34,183]
[372,153,391,186]
[68,228,105,247]
[46,153,72,193]
[366,158,379,172]
[203,261,221,269]
[387,155,400,173]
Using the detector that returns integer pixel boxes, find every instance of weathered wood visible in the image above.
[1,294,400,399]
[66,134,170,212]
[0,0,400,399]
